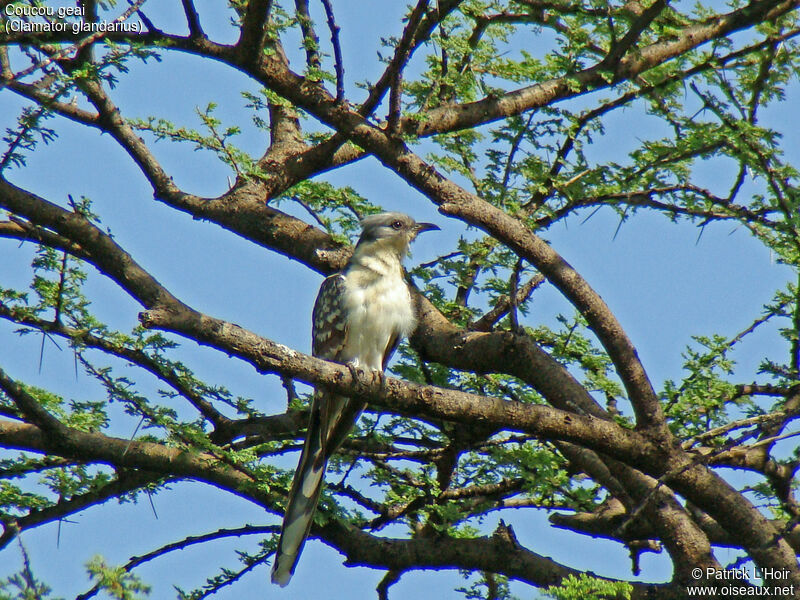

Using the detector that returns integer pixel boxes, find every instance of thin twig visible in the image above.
[320,0,344,101]
[377,570,402,600]
[388,69,403,135]
[74,525,279,600]
[471,273,544,332]
[180,0,203,37]
[53,251,69,325]
[359,0,431,116]
[295,0,321,71]
[682,411,789,449]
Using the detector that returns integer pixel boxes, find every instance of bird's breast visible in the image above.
[341,270,416,370]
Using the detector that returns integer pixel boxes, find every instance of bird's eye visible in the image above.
[391,220,403,230]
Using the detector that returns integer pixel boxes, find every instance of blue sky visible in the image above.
[1,2,797,599]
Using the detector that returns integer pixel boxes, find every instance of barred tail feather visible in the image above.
[271,392,366,586]
[271,442,326,586]
[271,402,327,586]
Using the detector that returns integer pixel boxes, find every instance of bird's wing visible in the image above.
[272,274,355,586]
[312,273,349,361]
[311,274,358,455]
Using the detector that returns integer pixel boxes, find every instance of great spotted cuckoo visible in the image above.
[271,212,439,586]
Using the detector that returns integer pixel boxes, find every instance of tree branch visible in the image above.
[319,0,344,102]
[180,0,204,38]
[402,0,800,137]
[0,302,231,429]
[75,524,278,600]
[0,469,166,551]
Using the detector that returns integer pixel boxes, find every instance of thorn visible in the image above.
[122,416,145,458]
[38,332,46,374]
[146,488,159,519]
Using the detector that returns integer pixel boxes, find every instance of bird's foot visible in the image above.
[345,361,362,384]
[343,362,385,390]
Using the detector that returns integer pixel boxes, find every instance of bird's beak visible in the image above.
[415,222,440,234]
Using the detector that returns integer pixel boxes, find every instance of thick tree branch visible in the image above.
[0,178,181,309]
[0,367,70,439]
[236,0,273,63]
[600,0,667,68]
[0,418,272,505]
[318,520,678,599]
[550,502,800,553]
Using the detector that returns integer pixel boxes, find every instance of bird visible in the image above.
[271,212,439,586]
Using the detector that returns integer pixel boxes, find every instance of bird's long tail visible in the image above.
[271,398,327,587]
[271,393,365,586]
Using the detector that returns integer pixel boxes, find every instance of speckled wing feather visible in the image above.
[271,274,354,586]
[312,274,348,360]
[312,274,359,456]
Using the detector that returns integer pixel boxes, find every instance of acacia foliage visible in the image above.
[1,1,800,599]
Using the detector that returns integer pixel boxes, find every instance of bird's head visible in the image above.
[354,212,440,258]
